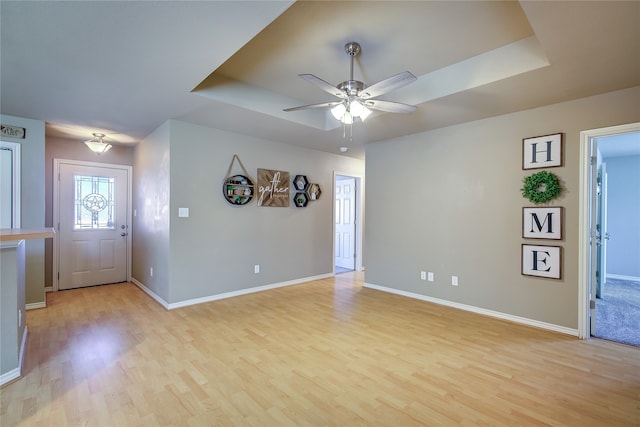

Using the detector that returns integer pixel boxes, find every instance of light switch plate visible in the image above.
[178,208,189,218]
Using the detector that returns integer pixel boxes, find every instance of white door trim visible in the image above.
[578,122,640,339]
[53,159,132,291]
[0,140,21,228]
[333,171,364,272]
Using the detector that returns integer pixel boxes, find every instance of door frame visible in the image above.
[578,122,639,339]
[53,158,132,291]
[0,140,21,228]
[333,171,364,272]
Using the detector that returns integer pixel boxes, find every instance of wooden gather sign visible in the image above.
[257,168,290,207]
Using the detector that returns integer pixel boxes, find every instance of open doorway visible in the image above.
[579,123,640,347]
[334,173,363,274]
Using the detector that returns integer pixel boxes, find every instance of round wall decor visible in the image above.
[223,174,254,205]
[521,170,561,204]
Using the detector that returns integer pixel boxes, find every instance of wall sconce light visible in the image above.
[84,133,112,155]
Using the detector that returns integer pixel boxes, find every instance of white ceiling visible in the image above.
[1,1,639,159]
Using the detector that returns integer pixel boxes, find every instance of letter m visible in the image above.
[530,212,554,234]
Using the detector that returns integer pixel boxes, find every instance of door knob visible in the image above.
[121,232,128,237]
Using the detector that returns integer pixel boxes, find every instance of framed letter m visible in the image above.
[523,207,562,240]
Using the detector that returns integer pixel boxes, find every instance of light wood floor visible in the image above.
[2,273,639,426]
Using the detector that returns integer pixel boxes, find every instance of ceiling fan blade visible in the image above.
[299,74,346,98]
[358,71,417,99]
[283,101,342,112]
[364,99,417,114]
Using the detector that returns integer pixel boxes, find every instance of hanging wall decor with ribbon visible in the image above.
[223,154,255,206]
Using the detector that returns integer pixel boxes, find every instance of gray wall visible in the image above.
[132,122,171,302]
[604,155,640,278]
[364,86,640,330]
[0,241,25,379]
[0,114,45,305]
[133,119,365,304]
[44,136,135,288]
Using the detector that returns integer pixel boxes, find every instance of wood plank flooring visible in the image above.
[1,273,639,426]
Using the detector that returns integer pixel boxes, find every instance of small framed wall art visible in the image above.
[522,207,563,240]
[307,183,321,201]
[522,133,563,170]
[521,244,562,279]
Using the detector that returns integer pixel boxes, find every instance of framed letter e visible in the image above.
[522,244,562,279]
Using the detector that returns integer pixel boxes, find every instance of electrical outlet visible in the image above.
[420,271,427,280]
[254,265,260,274]
[428,272,434,282]
[452,276,458,286]
[150,267,154,277]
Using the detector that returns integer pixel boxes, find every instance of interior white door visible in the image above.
[58,162,129,290]
[597,162,609,297]
[335,177,356,270]
[589,139,599,335]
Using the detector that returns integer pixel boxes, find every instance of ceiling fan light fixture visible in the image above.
[284,41,417,125]
[84,133,112,155]
[331,100,372,124]
[331,103,347,120]
[349,99,365,117]
[342,111,353,125]
[359,105,372,122]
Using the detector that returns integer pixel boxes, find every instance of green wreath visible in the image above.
[521,171,562,204]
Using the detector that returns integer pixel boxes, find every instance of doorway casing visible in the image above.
[0,140,21,229]
[333,171,364,273]
[52,158,132,291]
[578,122,640,339]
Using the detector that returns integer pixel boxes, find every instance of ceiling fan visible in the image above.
[284,42,417,124]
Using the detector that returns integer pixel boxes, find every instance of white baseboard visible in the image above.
[1,326,28,386]
[132,273,334,310]
[168,273,334,310]
[607,274,640,282]
[25,302,46,310]
[45,286,53,293]
[364,282,578,337]
[0,367,21,387]
[130,278,170,309]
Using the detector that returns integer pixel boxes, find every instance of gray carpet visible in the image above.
[593,278,640,347]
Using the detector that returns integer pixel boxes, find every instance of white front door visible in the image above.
[335,177,356,270]
[56,160,130,290]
